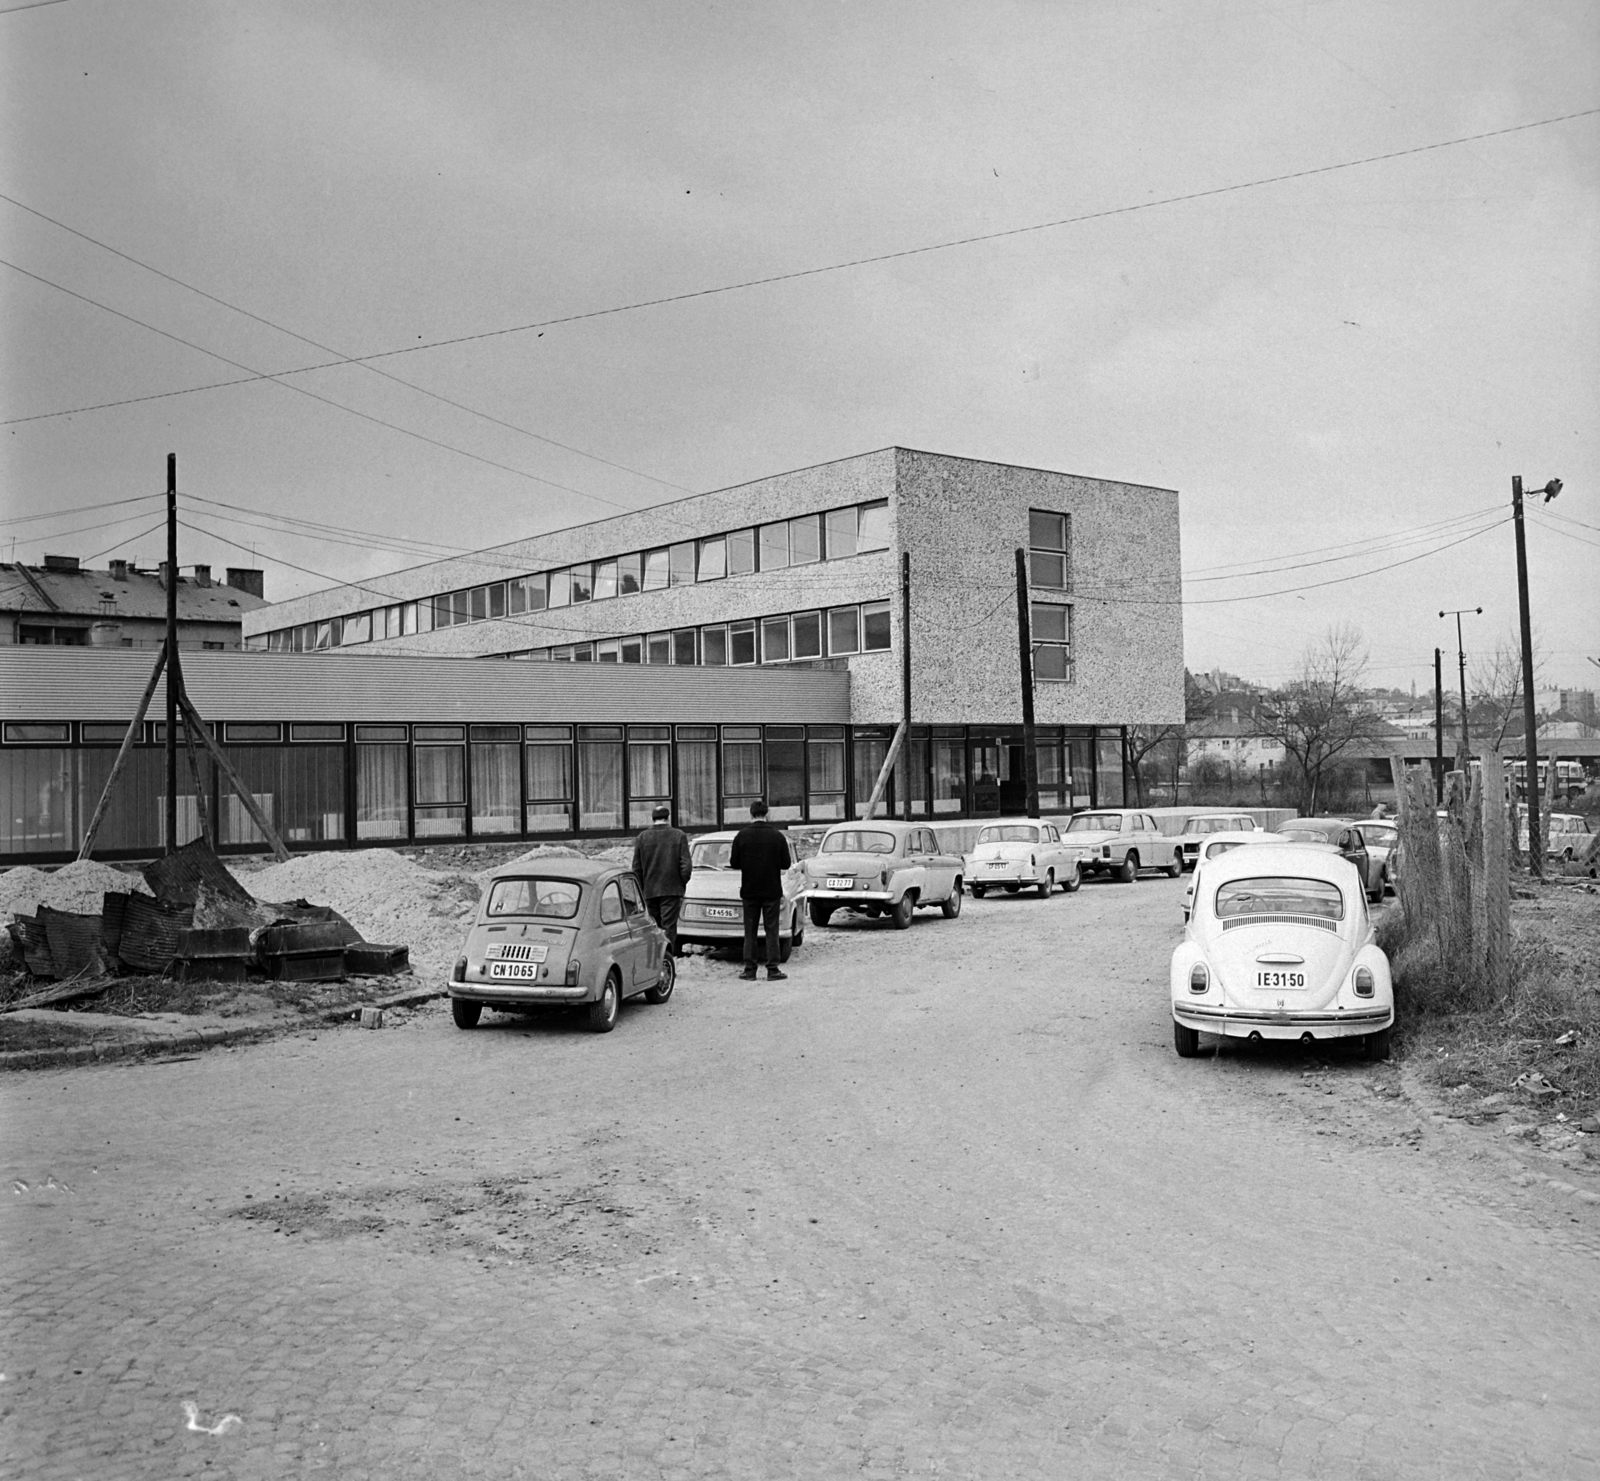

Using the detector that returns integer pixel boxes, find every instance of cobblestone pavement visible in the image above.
[4,874,1598,1479]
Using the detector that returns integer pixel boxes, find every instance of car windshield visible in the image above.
[1214,876,1344,921]
[1066,813,1122,833]
[1184,817,1243,835]
[821,829,897,854]
[692,841,732,870]
[978,825,1038,844]
[485,877,584,920]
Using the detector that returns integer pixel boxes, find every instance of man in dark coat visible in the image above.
[728,798,792,981]
[631,805,693,957]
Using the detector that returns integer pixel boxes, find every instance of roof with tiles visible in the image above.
[0,560,266,623]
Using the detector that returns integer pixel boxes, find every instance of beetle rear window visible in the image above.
[978,825,1038,844]
[821,829,896,854]
[485,878,583,919]
[1214,877,1344,921]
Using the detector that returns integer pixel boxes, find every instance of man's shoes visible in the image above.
[739,966,758,981]
[766,967,787,981]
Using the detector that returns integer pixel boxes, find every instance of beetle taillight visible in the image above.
[1354,966,1374,997]
[1189,963,1209,993]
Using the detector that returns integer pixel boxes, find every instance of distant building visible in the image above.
[1558,689,1597,727]
[0,556,266,650]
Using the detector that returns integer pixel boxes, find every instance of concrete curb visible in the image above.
[0,985,446,1073]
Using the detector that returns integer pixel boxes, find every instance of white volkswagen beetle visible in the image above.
[1170,843,1394,1061]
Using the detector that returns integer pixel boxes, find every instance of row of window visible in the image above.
[255,498,891,652]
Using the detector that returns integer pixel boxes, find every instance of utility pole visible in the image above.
[1513,474,1562,878]
[900,550,912,822]
[1439,606,1481,764]
[1014,548,1040,817]
[164,453,178,855]
[1433,648,1445,794]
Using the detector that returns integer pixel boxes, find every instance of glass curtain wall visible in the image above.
[807,726,846,820]
[932,731,966,815]
[675,727,718,827]
[721,727,763,819]
[1095,731,1125,807]
[414,726,467,837]
[578,726,624,830]
[852,729,893,818]
[764,726,805,820]
[627,726,672,829]
[525,727,573,832]
[356,728,409,839]
[470,725,522,835]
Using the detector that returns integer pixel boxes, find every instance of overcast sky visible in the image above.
[3,0,1596,694]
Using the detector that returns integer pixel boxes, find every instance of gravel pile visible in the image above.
[0,861,149,917]
[237,849,483,978]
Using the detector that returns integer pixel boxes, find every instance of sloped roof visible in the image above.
[0,563,266,623]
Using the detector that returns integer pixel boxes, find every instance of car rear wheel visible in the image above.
[1036,871,1053,898]
[1363,1027,1392,1061]
[1117,852,1138,883]
[891,894,915,929]
[941,880,963,918]
[587,971,620,1033]
[643,953,675,1004]
[809,900,835,928]
[971,883,987,898]
[452,998,482,1031]
[1165,852,1182,879]
[1173,1021,1200,1058]
[778,934,793,963]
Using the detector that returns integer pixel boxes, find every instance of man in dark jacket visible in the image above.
[728,798,792,981]
[631,805,693,957]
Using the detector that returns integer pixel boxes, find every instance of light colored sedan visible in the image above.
[1171,843,1394,1060]
[1182,830,1291,921]
[1177,812,1259,870]
[448,858,673,1034]
[675,830,808,961]
[1064,809,1185,881]
[966,818,1084,898]
[802,821,964,929]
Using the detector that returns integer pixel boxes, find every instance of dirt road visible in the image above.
[4,872,1597,1478]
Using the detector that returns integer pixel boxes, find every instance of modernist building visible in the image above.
[0,449,1184,862]
[0,556,266,649]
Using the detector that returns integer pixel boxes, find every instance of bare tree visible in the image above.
[1261,624,1381,814]
[1129,672,1214,805]
[1470,628,1546,753]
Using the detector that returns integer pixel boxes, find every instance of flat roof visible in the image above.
[0,648,851,726]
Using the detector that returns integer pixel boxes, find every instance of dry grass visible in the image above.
[1390,882,1600,1121]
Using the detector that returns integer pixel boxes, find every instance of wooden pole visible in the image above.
[180,705,212,846]
[1512,476,1543,878]
[1433,647,1445,793]
[76,645,167,861]
[177,690,290,860]
[164,453,178,854]
[900,550,912,822]
[862,721,907,821]
[1479,748,1510,1000]
[1014,547,1040,818]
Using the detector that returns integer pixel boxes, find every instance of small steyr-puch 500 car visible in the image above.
[802,821,965,929]
[448,858,674,1035]
[1170,843,1394,1061]
[965,818,1085,897]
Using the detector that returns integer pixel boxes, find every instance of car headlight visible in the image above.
[1354,966,1374,998]
[1189,963,1209,993]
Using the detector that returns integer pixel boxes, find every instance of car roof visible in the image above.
[692,831,738,843]
[1186,811,1255,820]
[976,817,1051,828]
[1196,830,1288,849]
[482,856,619,883]
[824,819,918,833]
[1274,817,1349,836]
[1203,843,1363,886]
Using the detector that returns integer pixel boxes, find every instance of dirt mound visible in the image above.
[0,861,149,917]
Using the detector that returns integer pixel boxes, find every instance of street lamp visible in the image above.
[1439,606,1482,763]
[1512,476,1561,879]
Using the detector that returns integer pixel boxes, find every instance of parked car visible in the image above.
[1352,819,1400,894]
[1182,830,1291,921]
[1518,813,1595,860]
[1063,809,1184,882]
[1170,843,1395,1060]
[802,821,964,928]
[675,830,807,960]
[448,858,673,1034]
[1176,812,1260,870]
[966,818,1085,897]
[1272,817,1385,903]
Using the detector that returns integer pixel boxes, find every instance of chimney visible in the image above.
[90,621,123,648]
[192,564,212,588]
[225,567,265,599]
[42,554,80,572]
[109,559,129,581]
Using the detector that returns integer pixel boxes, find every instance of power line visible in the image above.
[0,491,161,528]
[1529,515,1600,552]
[85,520,166,563]
[0,0,72,14]
[0,190,695,498]
[8,107,1596,428]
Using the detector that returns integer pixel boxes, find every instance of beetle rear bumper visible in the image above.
[1172,1002,1394,1040]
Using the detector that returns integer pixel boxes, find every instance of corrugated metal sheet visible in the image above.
[0,649,852,725]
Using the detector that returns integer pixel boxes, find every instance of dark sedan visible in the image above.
[1271,817,1386,903]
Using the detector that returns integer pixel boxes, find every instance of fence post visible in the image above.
[1479,749,1510,1001]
